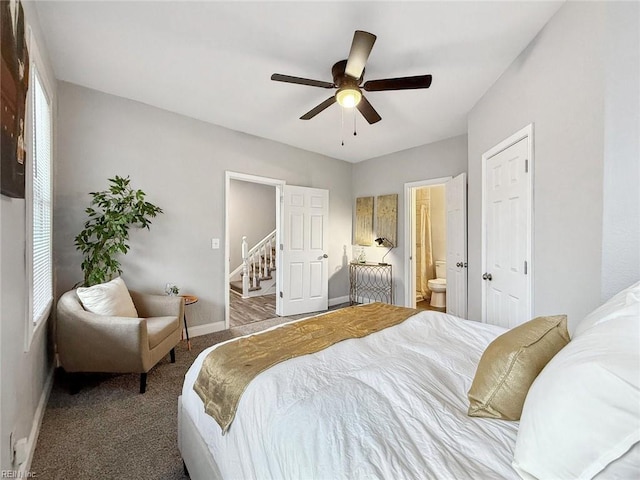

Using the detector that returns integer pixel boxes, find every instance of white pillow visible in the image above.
[76,277,138,317]
[573,280,640,338]
[593,442,640,479]
[513,307,640,479]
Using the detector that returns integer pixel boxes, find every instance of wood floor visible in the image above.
[416,298,446,313]
[229,291,445,328]
[229,292,277,327]
[229,292,350,327]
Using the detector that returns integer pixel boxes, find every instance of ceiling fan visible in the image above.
[271,30,432,125]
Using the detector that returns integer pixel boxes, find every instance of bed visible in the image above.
[179,284,640,480]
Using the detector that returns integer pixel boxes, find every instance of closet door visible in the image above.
[482,129,532,328]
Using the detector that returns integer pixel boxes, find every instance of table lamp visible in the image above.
[374,237,394,265]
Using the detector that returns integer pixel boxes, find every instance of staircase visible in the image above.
[229,231,277,298]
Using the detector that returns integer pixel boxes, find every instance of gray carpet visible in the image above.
[31,315,296,480]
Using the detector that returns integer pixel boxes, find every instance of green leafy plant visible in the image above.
[74,175,163,287]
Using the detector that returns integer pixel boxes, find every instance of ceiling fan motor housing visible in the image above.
[332,59,363,86]
[333,60,363,107]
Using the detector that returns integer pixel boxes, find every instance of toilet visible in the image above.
[427,260,447,308]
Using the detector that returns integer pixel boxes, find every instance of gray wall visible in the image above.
[467,1,639,329]
[0,1,56,471]
[352,134,468,305]
[601,1,640,300]
[228,180,276,273]
[54,82,353,327]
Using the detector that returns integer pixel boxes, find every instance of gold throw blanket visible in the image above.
[193,302,418,433]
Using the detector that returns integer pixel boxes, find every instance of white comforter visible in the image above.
[182,309,520,479]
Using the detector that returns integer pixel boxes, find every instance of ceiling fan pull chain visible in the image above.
[353,111,357,136]
[341,107,345,146]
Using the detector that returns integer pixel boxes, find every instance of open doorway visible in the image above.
[404,174,468,316]
[405,178,450,311]
[225,172,284,328]
[413,184,447,311]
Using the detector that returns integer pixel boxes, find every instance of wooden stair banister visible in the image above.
[241,236,250,299]
[231,230,277,298]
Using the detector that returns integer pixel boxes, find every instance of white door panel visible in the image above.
[484,135,531,328]
[279,185,329,316]
[446,173,467,318]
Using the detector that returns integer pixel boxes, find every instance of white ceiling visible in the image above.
[35,1,563,163]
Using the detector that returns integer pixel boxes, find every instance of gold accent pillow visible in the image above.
[467,315,569,420]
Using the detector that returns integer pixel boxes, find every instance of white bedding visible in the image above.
[182,309,521,479]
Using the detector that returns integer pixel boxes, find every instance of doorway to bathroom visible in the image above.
[404,174,468,317]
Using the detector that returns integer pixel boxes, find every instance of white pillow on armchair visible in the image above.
[76,277,139,317]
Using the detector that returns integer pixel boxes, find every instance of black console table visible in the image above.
[349,262,393,305]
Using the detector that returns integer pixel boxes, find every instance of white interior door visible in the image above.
[483,135,532,328]
[277,185,329,317]
[446,173,467,318]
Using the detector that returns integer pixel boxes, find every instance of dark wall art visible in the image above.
[1,0,30,198]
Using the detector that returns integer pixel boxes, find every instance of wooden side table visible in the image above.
[181,295,198,350]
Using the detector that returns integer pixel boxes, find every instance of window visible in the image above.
[27,59,53,335]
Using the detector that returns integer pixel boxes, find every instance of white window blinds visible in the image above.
[31,69,52,325]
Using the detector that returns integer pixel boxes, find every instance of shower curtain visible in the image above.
[419,197,435,298]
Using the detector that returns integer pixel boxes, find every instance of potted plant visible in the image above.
[165,283,180,296]
[74,175,163,287]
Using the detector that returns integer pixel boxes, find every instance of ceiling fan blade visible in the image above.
[356,96,381,124]
[345,30,377,79]
[363,75,432,91]
[300,96,337,120]
[271,74,334,89]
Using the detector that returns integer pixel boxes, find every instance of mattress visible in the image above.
[182,309,520,479]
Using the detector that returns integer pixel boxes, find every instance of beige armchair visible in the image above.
[57,289,184,393]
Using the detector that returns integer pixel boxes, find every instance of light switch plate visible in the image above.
[211,238,220,249]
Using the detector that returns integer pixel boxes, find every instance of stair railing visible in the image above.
[269,237,275,271]
[251,252,258,290]
[241,236,250,298]
[231,230,277,298]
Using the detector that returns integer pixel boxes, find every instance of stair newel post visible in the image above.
[241,236,250,298]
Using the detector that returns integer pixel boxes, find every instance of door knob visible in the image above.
[456,262,462,268]
[482,273,493,281]
[322,254,328,258]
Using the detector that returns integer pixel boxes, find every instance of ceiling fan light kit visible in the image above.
[271,30,433,126]
[336,87,362,108]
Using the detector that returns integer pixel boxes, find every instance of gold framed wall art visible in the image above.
[354,196,374,245]
[376,194,398,246]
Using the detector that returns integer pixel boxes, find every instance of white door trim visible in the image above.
[224,171,286,329]
[480,124,534,323]
[403,176,452,307]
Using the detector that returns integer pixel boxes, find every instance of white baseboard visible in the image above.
[19,365,54,476]
[329,295,349,307]
[184,321,226,338]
